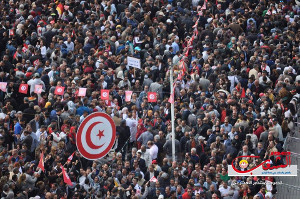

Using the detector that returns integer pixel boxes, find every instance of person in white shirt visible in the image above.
[219,182,233,199]
[147,141,158,161]
[138,145,152,167]
[27,73,46,94]
[51,130,67,147]
[35,125,47,142]
[64,37,74,52]
[125,112,138,143]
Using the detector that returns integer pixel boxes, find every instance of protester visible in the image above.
[0,0,299,198]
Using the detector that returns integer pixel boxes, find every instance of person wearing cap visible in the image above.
[27,73,45,94]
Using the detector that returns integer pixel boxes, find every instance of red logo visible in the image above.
[231,152,291,174]
[76,112,116,160]
[148,92,157,102]
[19,84,28,94]
[101,89,109,100]
[54,86,65,95]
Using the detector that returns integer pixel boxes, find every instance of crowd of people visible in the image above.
[0,0,300,198]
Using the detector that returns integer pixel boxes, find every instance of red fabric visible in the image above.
[37,152,45,172]
[182,192,192,199]
[19,84,28,94]
[220,109,226,123]
[67,152,75,163]
[101,89,110,100]
[241,88,246,98]
[136,123,147,149]
[254,126,264,139]
[147,92,157,102]
[54,86,65,95]
[61,166,72,186]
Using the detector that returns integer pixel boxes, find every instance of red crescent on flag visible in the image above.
[86,122,105,149]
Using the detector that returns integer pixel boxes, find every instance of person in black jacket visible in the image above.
[116,120,130,152]
[144,164,159,181]
[23,102,36,123]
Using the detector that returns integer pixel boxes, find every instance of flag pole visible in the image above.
[170,66,176,162]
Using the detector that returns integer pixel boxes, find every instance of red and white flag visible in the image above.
[19,84,28,94]
[13,51,18,60]
[101,89,110,100]
[61,166,73,186]
[148,92,157,102]
[168,92,175,104]
[67,152,75,163]
[22,43,29,53]
[71,29,76,38]
[150,176,158,182]
[125,91,133,102]
[0,82,7,92]
[201,1,207,10]
[37,152,45,172]
[9,29,14,36]
[241,88,246,98]
[54,86,65,95]
[33,59,40,66]
[78,88,87,97]
[34,85,43,94]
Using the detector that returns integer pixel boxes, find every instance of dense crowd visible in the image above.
[0,0,300,198]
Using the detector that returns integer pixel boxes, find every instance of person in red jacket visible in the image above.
[182,188,193,199]
[253,121,264,138]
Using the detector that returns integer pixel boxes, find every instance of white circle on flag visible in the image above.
[57,88,62,92]
[21,86,26,91]
[102,92,108,97]
[149,94,155,100]
[76,112,116,160]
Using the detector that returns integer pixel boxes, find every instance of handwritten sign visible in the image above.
[127,56,141,69]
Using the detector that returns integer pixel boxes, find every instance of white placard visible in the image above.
[127,56,141,69]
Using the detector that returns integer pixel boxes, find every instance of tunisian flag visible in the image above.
[168,92,174,104]
[241,88,246,98]
[78,88,87,97]
[0,82,7,92]
[19,84,28,94]
[34,85,43,94]
[125,91,133,102]
[54,86,65,95]
[148,92,157,102]
[37,152,45,172]
[150,176,158,182]
[61,166,73,186]
[101,89,110,100]
[67,152,75,163]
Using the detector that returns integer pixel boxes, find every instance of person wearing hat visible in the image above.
[27,72,45,94]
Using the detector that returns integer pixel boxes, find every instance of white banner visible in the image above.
[127,56,141,69]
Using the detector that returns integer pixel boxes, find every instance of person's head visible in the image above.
[243,145,248,152]
[187,188,192,196]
